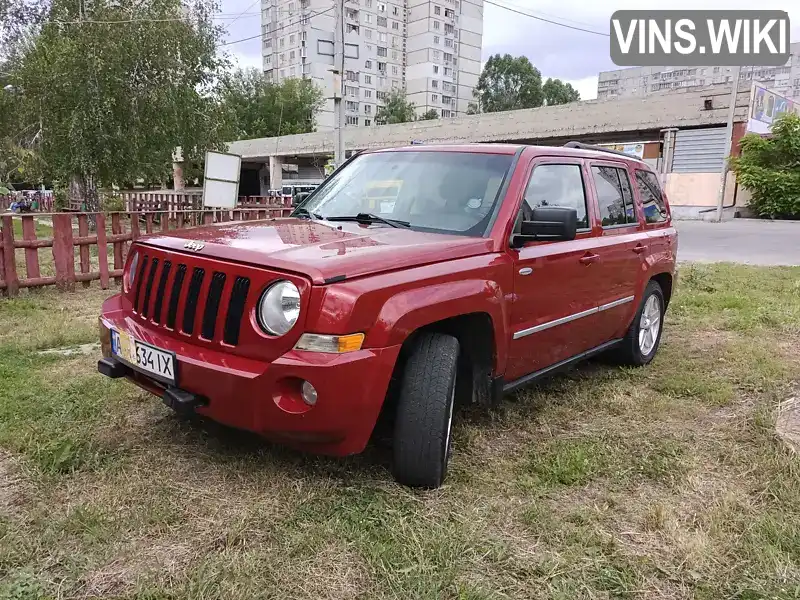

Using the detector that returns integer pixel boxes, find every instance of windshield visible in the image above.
[301,151,513,236]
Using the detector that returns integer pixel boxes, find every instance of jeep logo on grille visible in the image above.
[184,241,205,252]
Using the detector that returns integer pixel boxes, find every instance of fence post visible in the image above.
[77,213,91,288]
[21,216,41,282]
[130,212,141,240]
[96,213,110,289]
[52,213,76,291]
[1,215,19,296]
[111,213,123,284]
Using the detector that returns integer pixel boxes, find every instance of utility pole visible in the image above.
[332,0,345,168]
[715,66,741,222]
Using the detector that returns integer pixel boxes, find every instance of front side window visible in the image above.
[518,163,589,230]
[636,170,668,223]
[592,165,637,227]
[301,152,514,236]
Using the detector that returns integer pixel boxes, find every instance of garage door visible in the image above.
[671,127,728,173]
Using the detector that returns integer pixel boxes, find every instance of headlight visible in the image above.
[257,280,300,336]
[126,251,139,293]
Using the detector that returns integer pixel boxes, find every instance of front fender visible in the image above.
[364,278,509,372]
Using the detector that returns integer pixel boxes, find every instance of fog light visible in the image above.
[301,380,318,406]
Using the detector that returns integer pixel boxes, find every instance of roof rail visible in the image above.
[563,140,643,160]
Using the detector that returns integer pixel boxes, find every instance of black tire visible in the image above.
[392,332,460,489]
[615,280,665,366]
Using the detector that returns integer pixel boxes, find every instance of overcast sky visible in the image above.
[218,0,800,100]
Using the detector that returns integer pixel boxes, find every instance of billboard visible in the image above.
[596,142,646,158]
[748,84,800,134]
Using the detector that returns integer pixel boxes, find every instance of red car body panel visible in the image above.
[99,144,677,456]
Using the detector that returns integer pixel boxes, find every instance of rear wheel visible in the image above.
[392,332,459,488]
[615,281,665,366]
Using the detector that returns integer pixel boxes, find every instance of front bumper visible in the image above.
[98,296,402,456]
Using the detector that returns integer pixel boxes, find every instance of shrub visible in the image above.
[730,113,800,219]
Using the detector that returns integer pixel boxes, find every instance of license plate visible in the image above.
[111,329,176,385]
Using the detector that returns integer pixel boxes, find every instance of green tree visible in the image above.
[730,113,800,219]
[473,54,543,113]
[542,77,580,105]
[466,101,480,115]
[221,69,323,140]
[375,89,417,125]
[12,0,228,210]
[419,108,439,120]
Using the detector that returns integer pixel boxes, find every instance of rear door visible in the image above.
[506,158,605,381]
[634,168,675,263]
[586,161,647,342]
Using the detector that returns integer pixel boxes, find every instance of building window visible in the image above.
[433,20,440,29]
[289,50,295,59]
[280,69,286,78]
[365,119,372,126]
[392,65,398,75]
[432,94,439,102]
[365,89,372,98]
[346,23,359,33]
[442,81,450,91]
[392,51,398,60]
[444,52,452,62]
[442,109,451,117]
[379,31,387,42]
[289,34,295,44]
[265,38,272,48]
[445,8,454,17]
[364,74,372,84]
[431,79,439,89]
[346,70,359,81]
[433,35,439,44]
[444,23,454,34]
[346,100,359,111]
[393,6,399,15]
[364,104,372,114]
[377,2,386,11]
[366,0,372,6]
[280,37,285,47]
[345,85,359,96]
[346,116,359,125]
[445,38,453,47]
[280,53,286,63]
[433,65,439,74]
[435,5,441,14]
[377,16,387,26]
[433,50,440,60]
[377,46,387,57]
[290,67,296,76]
[365,28,372,38]
[378,61,386,72]
[379,77,387,87]
[443,67,451,76]
[365,60,372,69]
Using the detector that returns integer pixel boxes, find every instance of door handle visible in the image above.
[579,253,600,265]
[632,244,647,254]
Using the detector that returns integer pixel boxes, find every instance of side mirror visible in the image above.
[510,206,578,248]
[293,192,310,207]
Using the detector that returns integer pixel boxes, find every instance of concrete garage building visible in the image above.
[229,84,755,218]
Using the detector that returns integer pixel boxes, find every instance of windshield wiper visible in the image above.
[292,207,323,220]
[325,213,410,228]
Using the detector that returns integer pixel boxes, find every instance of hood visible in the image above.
[137,218,493,284]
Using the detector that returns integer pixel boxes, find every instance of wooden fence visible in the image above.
[0,202,293,296]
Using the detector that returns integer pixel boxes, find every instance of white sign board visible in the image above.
[203,151,241,209]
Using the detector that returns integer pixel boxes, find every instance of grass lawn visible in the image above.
[0,264,799,599]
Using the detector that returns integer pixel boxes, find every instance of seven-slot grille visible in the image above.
[132,253,251,346]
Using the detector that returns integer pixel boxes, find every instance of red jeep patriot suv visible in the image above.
[98,142,677,488]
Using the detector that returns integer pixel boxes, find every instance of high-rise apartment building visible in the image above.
[261,0,483,130]
[597,42,800,101]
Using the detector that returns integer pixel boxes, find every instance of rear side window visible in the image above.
[635,170,668,223]
[521,164,589,229]
[591,165,637,227]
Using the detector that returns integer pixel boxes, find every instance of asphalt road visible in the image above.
[676,219,800,266]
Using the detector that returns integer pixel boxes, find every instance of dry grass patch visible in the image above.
[1,264,799,599]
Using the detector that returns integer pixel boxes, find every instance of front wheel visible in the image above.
[615,281,665,366]
[392,332,459,488]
